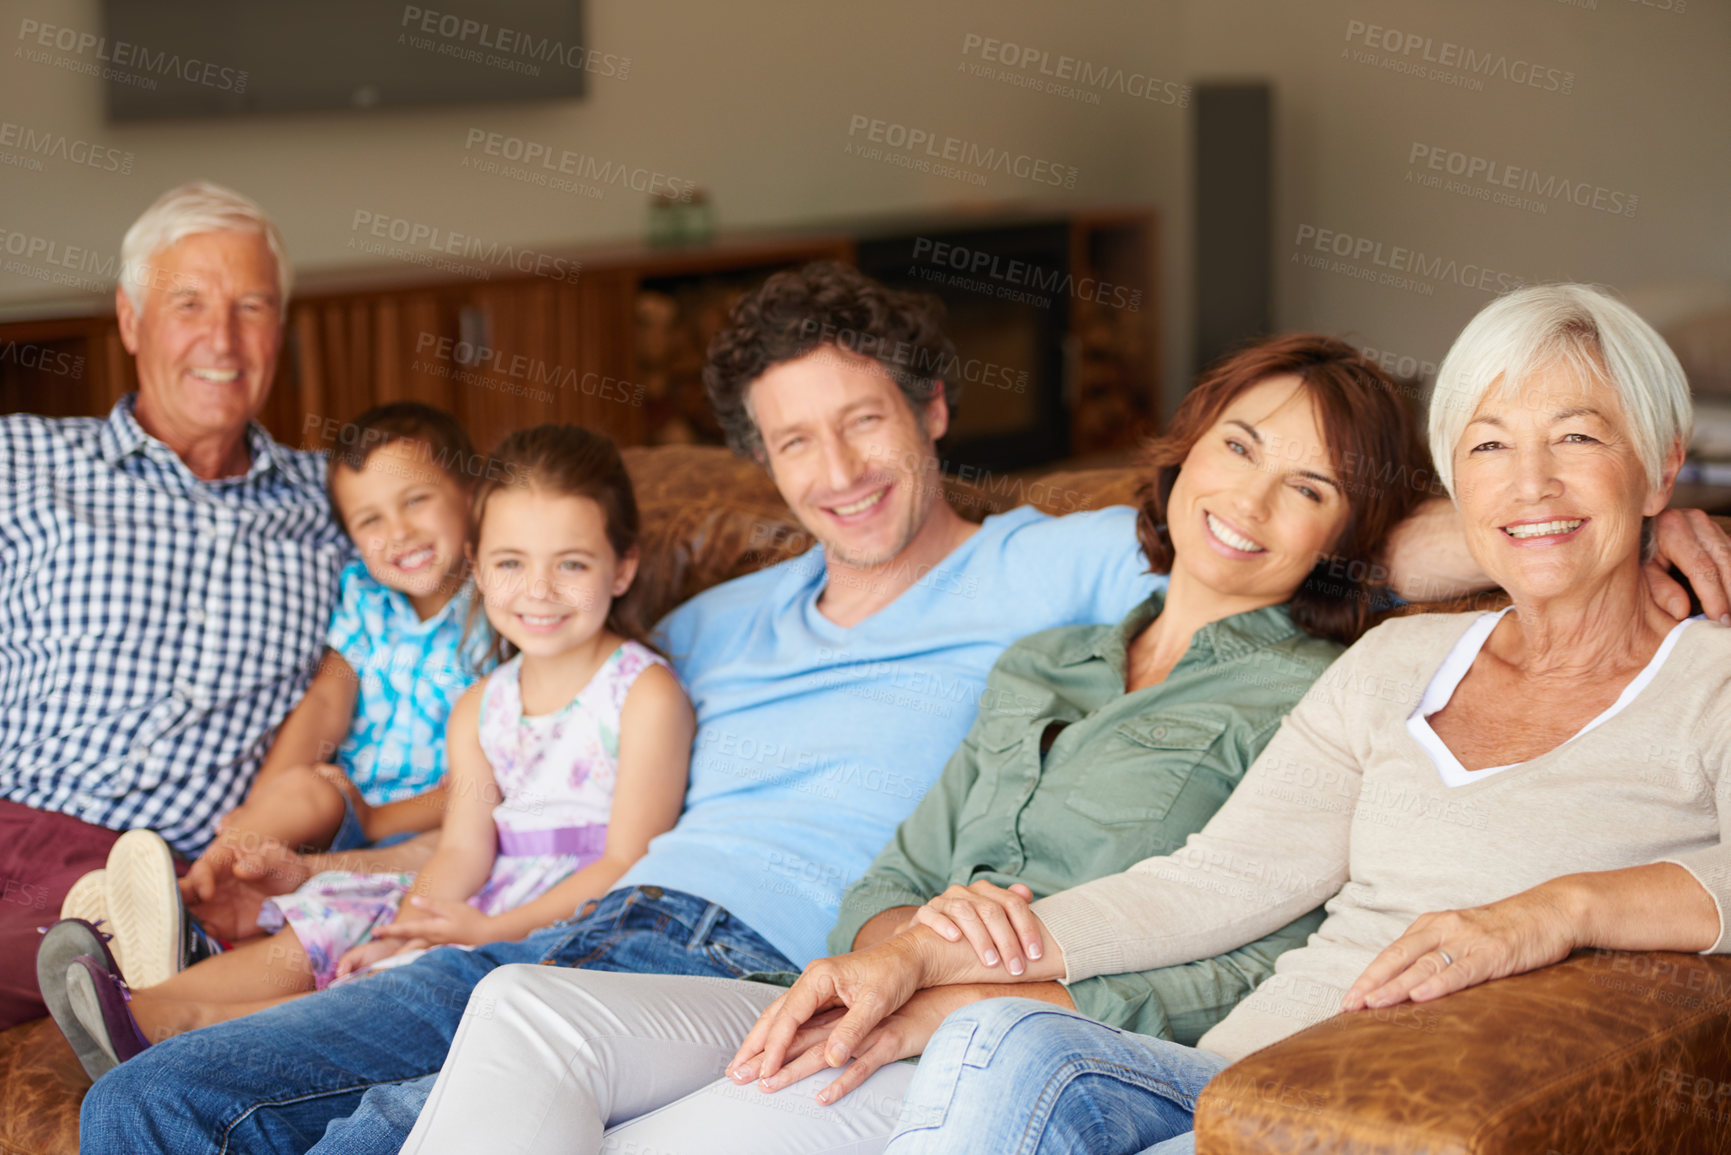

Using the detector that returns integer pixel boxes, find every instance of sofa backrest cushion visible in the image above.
[619,446,1145,627]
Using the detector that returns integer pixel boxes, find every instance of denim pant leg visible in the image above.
[325,792,368,852]
[884,999,1230,1155]
[314,1075,436,1153]
[309,887,796,1155]
[79,927,561,1155]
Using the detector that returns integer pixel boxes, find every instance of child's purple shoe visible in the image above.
[36,918,133,1082]
[63,953,151,1080]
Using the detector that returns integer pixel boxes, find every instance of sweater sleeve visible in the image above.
[1658,665,1731,953]
[1032,637,1370,984]
[1066,905,1325,1044]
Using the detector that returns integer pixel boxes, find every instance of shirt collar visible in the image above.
[99,393,280,481]
[384,571,474,633]
[1053,586,1306,674]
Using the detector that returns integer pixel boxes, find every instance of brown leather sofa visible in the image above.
[2,445,1727,1154]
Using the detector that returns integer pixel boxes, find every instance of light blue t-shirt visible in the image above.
[618,504,1164,967]
[326,560,493,805]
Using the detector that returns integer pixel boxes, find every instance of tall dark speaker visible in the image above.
[1193,83,1273,379]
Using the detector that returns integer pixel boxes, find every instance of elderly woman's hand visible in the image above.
[1647,508,1731,624]
[914,881,1042,975]
[1340,887,1579,1011]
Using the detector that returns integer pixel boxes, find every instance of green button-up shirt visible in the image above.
[828,590,1340,1044]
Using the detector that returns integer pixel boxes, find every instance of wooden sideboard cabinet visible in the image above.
[0,207,1159,471]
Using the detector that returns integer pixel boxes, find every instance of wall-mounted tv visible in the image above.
[96,1,598,121]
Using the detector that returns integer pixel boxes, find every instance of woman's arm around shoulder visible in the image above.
[1385,498,1731,621]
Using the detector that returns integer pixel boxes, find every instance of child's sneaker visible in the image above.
[36,918,140,1082]
[103,830,183,988]
[59,868,109,925]
[64,953,151,1079]
[183,915,226,966]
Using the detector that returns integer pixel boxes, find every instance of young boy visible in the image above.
[59,403,492,987]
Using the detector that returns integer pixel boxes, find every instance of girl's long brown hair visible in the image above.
[1135,334,1432,645]
[468,425,655,667]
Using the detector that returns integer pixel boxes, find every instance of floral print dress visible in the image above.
[258,641,669,988]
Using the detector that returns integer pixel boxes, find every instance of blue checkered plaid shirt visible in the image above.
[0,394,349,855]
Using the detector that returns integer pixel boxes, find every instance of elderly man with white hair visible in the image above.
[719,284,1731,1155]
[0,182,355,1029]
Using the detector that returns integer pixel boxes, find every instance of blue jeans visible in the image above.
[326,794,415,852]
[79,886,794,1155]
[884,999,1231,1155]
[325,792,368,852]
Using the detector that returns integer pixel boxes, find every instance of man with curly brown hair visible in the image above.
[86,260,1171,1155]
[87,255,1731,1155]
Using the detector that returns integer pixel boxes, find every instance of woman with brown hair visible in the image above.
[755,284,1731,1155]
[393,333,1429,1154]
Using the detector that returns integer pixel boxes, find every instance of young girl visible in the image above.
[41,426,694,1079]
[57,401,490,989]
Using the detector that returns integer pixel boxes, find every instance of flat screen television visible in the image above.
[96,1,594,121]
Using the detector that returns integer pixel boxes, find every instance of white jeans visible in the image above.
[401,964,915,1155]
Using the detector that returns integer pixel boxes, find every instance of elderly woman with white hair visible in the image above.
[724,284,1731,1154]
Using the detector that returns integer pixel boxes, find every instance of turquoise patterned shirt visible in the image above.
[325,560,493,804]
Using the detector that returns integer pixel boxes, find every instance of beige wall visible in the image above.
[1169,0,1731,408]
[0,0,1724,413]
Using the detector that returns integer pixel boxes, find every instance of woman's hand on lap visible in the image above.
[737,988,960,1105]
[726,936,930,1085]
[1342,888,1578,1011]
[915,881,1042,975]
[731,1006,848,1088]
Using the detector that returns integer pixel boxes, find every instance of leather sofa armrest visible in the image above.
[1195,949,1731,1155]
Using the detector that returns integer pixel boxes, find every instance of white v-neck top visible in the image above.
[1408,609,1699,787]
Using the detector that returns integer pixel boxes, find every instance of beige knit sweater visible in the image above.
[1032,612,1731,1062]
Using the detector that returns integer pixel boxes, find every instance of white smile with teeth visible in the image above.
[519,613,566,626]
[833,489,887,516]
[1504,519,1583,539]
[191,368,240,383]
[1207,512,1265,553]
[394,548,435,571]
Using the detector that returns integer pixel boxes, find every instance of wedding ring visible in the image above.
[1437,949,1454,967]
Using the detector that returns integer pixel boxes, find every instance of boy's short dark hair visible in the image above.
[702,261,960,459]
[323,402,477,530]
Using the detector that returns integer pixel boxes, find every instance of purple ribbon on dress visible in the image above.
[495,823,609,859]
